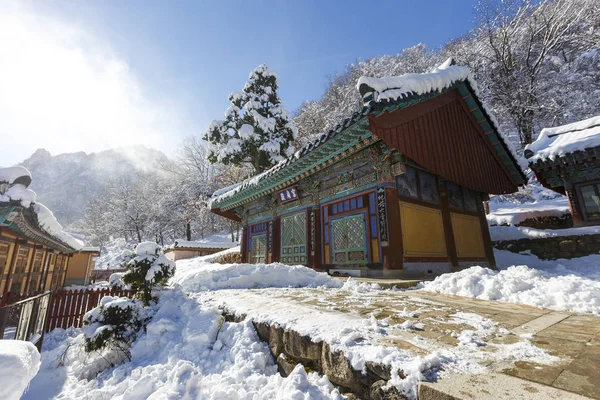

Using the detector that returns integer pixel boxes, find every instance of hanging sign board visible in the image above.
[377,188,389,247]
[278,186,299,204]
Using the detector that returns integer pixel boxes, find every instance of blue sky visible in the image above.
[0,0,479,165]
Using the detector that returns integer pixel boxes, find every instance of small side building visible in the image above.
[64,247,100,286]
[164,239,238,261]
[0,166,82,303]
[209,59,526,278]
[525,115,600,226]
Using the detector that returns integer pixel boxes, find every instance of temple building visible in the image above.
[210,60,526,278]
[0,166,82,303]
[164,238,238,262]
[525,115,600,226]
[64,247,101,287]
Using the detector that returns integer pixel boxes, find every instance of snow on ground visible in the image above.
[26,289,343,400]
[196,282,558,399]
[64,281,110,290]
[489,224,600,241]
[484,194,600,241]
[419,249,600,315]
[173,258,559,398]
[172,256,342,292]
[94,237,131,270]
[166,231,239,250]
[0,340,41,400]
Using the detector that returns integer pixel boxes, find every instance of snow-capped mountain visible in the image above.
[19,146,169,228]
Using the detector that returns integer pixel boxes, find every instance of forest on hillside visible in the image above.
[294,0,600,150]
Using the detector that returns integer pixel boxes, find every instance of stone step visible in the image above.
[419,372,592,400]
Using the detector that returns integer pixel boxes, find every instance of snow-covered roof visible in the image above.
[357,58,469,102]
[525,115,600,163]
[0,166,32,187]
[79,246,101,253]
[210,59,524,210]
[356,59,521,166]
[0,166,83,251]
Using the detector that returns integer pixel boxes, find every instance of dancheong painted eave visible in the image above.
[209,59,526,215]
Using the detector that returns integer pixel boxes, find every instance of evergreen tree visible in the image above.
[204,64,298,174]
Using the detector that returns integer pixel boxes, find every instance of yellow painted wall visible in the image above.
[399,201,447,257]
[65,252,96,281]
[451,213,486,258]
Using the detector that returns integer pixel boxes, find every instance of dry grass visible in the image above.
[215,251,241,264]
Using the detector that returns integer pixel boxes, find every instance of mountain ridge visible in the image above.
[19,145,170,228]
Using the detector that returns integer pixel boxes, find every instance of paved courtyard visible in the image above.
[201,285,600,399]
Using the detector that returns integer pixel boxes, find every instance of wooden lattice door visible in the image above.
[281,212,307,264]
[331,214,368,264]
[250,234,267,264]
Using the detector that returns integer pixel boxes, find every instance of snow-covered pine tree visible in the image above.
[204,64,298,174]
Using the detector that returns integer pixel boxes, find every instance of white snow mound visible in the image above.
[420,265,600,315]
[0,340,41,400]
[171,260,342,292]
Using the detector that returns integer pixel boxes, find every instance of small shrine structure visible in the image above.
[525,115,600,226]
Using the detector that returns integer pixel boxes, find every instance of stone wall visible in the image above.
[494,234,600,260]
[224,312,405,399]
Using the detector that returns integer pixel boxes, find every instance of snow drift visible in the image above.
[420,264,600,315]
[0,340,41,400]
[25,290,342,400]
[171,259,342,292]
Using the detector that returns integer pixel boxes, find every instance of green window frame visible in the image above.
[251,234,267,264]
[280,212,307,265]
[331,214,368,264]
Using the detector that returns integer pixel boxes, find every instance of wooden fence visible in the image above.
[45,288,137,332]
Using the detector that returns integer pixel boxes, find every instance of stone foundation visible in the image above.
[494,234,600,260]
[224,312,405,399]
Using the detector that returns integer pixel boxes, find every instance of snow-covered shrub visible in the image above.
[82,296,147,360]
[108,272,129,290]
[122,242,175,305]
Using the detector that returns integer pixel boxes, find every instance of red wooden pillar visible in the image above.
[2,238,20,302]
[564,184,584,226]
[478,202,497,269]
[439,180,459,269]
[381,187,403,270]
[309,206,323,270]
[240,225,248,263]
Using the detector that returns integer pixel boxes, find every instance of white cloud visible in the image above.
[0,6,185,166]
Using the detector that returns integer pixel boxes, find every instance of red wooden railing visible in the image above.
[45,288,137,332]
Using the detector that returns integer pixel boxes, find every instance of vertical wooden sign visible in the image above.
[377,188,389,247]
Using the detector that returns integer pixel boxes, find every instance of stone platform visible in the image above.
[201,287,600,399]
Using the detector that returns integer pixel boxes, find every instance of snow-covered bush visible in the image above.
[108,272,127,289]
[82,296,147,360]
[122,242,175,305]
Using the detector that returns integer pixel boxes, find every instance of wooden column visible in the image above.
[309,206,323,270]
[478,204,497,269]
[564,183,584,226]
[1,238,19,304]
[24,245,38,294]
[40,249,51,292]
[240,225,248,263]
[382,187,402,270]
[438,180,459,269]
[271,217,281,263]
